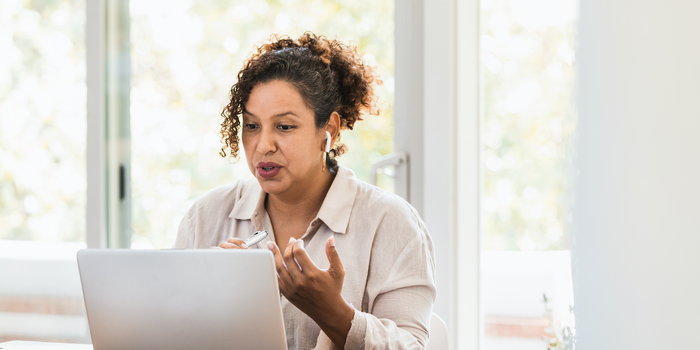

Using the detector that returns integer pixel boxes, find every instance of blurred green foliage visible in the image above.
[0,0,86,241]
[481,0,577,251]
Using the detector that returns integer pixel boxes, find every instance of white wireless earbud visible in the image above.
[325,131,331,153]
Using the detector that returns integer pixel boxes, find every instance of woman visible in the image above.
[175,33,436,350]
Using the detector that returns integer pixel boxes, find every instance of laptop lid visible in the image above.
[77,249,286,350]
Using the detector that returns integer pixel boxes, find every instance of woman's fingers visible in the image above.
[325,236,345,279]
[218,242,240,249]
[268,241,294,289]
[292,239,318,273]
[283,238,303,278]
[225,238,248,249]
[217,238,247,249]
[276,275,289,297]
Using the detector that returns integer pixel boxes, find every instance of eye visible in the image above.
[244,123,258,131]
[278,124,296,131]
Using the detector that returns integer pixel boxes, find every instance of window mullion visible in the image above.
[86,0,107,248]
[87,0,131,249]
[105,0,132,248]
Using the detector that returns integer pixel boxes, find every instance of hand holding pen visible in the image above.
[215,230,268,249]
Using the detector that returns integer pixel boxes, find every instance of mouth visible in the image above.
[256,162,282,179]
[256,162,282,169]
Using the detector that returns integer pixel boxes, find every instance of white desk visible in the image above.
[0,341,92,350]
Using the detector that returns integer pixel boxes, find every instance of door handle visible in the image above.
[370,152,409,201]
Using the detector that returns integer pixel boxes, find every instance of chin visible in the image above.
[256,177,291,195]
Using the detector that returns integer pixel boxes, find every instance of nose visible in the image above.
[256,128,277,155]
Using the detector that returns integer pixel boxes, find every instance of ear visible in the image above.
[325,112,341,146]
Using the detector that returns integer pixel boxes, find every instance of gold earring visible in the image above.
[321,152,326,172]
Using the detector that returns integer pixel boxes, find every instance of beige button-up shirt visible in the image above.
[175,166,436,350]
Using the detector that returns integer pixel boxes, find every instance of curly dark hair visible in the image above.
[219,32,381,168]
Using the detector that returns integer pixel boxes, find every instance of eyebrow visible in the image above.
[242,110,301,119]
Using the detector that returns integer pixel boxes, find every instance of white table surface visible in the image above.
[0,341,92,350]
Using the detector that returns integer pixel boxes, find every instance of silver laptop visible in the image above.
[77,249,287,350]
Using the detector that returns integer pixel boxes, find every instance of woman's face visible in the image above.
[241,79,328,196]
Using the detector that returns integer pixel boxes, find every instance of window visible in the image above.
[0,1,86,242]
[1,0,395,343]
[0,0,89,343]
[3,1,583,347]
[479,0,577,348]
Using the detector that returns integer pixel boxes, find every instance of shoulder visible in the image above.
[354,180,419,220]
[351,177,430,246]
[346,175,436,300]
[175,177,260,249]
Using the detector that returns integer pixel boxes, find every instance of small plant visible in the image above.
[542,293,574,350]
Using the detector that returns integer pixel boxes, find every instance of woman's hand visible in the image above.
[212,238,248,249]
[268,236,354,349]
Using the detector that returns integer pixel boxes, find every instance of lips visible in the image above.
[256,162,282,179]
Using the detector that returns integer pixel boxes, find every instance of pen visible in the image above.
[244,230,268,247]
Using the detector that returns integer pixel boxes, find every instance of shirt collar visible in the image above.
[227,166,359,234]
[228,178,266,229]
[316,165,358,234]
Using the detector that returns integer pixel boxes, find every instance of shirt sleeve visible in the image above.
[344,234,437,350]
[172,181,241,249]
[173,203,196,248]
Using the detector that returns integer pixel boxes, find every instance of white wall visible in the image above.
[574,0,700,348]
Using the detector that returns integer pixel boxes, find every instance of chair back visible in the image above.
[426,313,449,350]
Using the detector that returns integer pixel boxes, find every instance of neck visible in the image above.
[267,169,335,223]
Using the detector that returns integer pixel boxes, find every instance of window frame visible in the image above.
[395,0,481,348]
[86,0,107,249]
[86,0,482,347]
